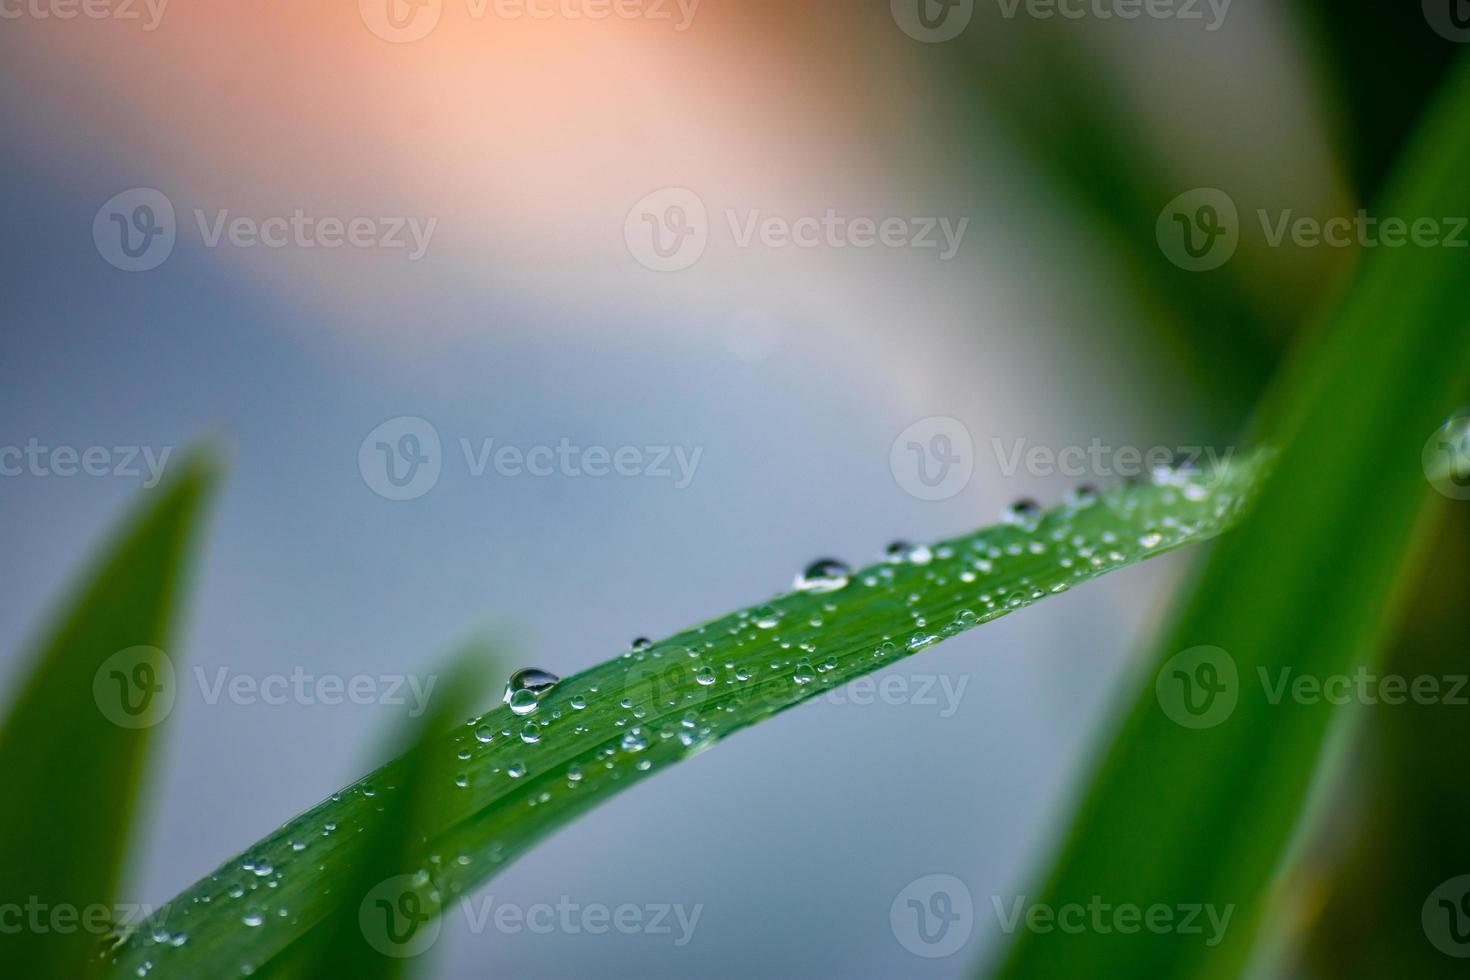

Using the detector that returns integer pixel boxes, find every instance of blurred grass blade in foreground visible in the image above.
[991,52,1470,980]
[0,448,219,979]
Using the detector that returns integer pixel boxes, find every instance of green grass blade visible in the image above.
[990,53,1470,980]
[101,455,1268,979]
[1288,0,1459,198]
[240,650,495,980]
[0,449,220,978]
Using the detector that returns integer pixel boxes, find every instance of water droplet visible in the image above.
[520,721,541,744]
[474,723,495,743]
[631,637,652,652]
[507,762,526,778]
[621,728,649,752]
[241,912,263,928]
[792,660,815,684]
[570,695,586,710]
[1152,452,1201,485]
[694,665,717,686]
[794,558,851,593]
[1070,483,1100,507]
[1139,531,1164,549]
[567,765,583,783]
[1004,499,1042,528]
[885,540,933,565]
[503,668,560,716]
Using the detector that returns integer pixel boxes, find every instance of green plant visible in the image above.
[0,436,1266,977]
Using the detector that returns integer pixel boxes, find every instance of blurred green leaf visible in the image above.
[1290,0,1461,199]
[991,52,1470,980]
[0,449,219,978]
[246,650,496,980]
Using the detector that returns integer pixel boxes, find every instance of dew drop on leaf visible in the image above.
[503,668,560,716]
[1004,499,1042,528]
[794,558,852,593]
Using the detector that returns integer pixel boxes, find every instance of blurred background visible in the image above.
[0,2,1464,977]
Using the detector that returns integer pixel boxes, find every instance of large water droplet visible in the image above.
[794,558,851,593]
[503,668,560,716]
